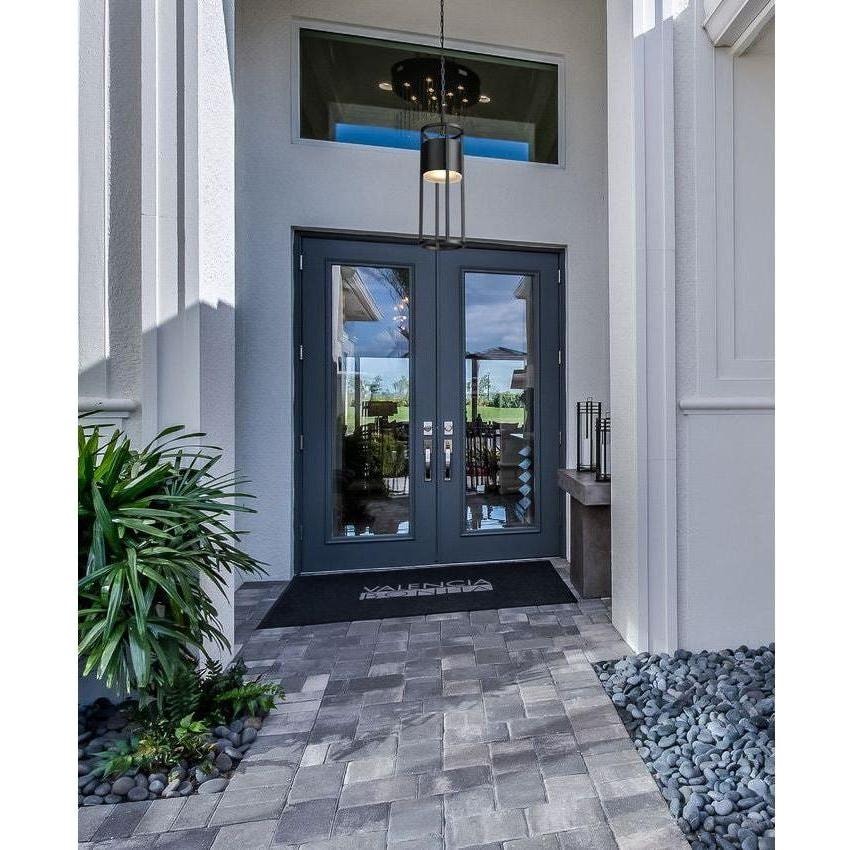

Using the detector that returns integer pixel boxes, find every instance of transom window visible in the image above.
[299,28,559,165]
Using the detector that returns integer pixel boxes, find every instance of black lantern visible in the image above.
[418,0,466,250]
[595,415,611,482]
[576,398,601,472]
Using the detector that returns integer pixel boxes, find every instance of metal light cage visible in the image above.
[595,415,611,482]
[576,399,601,472]
[418,122,465,250]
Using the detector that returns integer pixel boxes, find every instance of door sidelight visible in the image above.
[443,421,453,480]
[423,421,433,482]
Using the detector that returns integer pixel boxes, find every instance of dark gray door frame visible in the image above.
[292,229,567,576]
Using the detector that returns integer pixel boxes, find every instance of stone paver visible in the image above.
[210,818,277,849]
[81,560,689,850]
[79,804,115,842]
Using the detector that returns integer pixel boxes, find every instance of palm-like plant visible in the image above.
[78,424,266,703]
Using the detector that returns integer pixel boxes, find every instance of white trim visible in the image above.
[636,0,678,653]
[730,1,775,56]
[78,0,109,395]
[678,396,774,413]
[703,0,773,48]
[289,18,568,171]
[695,3,774,398]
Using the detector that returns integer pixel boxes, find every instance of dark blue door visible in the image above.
[298,236,562,573]
[435,247,562,563]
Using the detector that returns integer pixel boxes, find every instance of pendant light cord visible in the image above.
[439,0,446,122]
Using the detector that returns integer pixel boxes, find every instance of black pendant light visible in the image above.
[418,0,465,250]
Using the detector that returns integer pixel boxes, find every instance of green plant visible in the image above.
[134,657,284,727]
[93,738,138,779]
[94,715,214,779]
[78,423,267,704]
[158,664,204,726]
[215,681,285,720]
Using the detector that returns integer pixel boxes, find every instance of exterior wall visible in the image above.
[605,0,641,650]
[673,4,775,649]
[79,0,144,443]
[235,0,611,579]
[78,1,239,663]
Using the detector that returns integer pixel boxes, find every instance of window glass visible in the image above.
[463,272,536,531]
[300,29,559,165]
[330,265,412,538]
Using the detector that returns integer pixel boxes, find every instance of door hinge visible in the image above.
[299,434,304,450]
[557,268,562,284]
[559,430,563,446]
[299,344,303,361]
[298,524,303,541]
[557,349,562,366]
[299,253,303,271]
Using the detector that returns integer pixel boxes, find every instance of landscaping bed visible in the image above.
[594,645,775,850]
[77,424,282,808]
[77,695,269,806]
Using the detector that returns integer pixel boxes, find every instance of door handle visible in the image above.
[444,438,452,481]
[423,421,433,482]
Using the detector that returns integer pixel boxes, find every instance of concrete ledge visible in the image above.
[78,397,139,414]
[557,469,611,506]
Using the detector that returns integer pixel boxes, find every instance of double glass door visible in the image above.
[299,236,562,573]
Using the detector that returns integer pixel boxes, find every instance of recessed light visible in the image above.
[378,81,393,91]
[478,94,491,103]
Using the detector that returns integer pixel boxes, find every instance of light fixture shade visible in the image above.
[421,136,463,183]
[576,399,601,472]
[418,122,465,250]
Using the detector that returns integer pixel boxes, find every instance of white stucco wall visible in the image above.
[235,0,610,579]
[673,5,775,650]
[79,0,144,444]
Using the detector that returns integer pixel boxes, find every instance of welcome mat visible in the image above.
[257,560,576,628]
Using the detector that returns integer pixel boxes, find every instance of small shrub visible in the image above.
[135,657,283,727]
[95,715,214,779]
[78,423,267,707]
[214,681,285,720]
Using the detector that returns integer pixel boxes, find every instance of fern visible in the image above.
[214,681,284,719]
[161,666,202,726]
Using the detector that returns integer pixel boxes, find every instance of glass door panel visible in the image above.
[436,247,561,565]
[300,237,437,573]
[464,272,536,531]
[330,264,412,538]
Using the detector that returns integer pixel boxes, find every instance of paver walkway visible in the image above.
[79,562,689,850]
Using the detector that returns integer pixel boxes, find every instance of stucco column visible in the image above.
[140,0,237,661]
[607,0,678,653]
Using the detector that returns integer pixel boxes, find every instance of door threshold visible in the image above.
[300,556,562,577]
